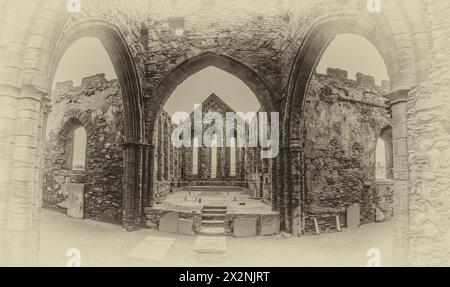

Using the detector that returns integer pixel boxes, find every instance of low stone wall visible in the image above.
[154,181,173,200]
[144,208,197,230]
[144,207,279,236]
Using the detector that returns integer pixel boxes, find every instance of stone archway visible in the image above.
[0,3,146,265]
[283,11,429,265]
[145,51,278,208]
[47,19,146,231]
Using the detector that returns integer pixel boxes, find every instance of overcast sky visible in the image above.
[53,34,389,115]
[316,34,389,84]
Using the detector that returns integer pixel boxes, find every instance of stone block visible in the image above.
[346,203,360,228]
[326,68,348,80]
[178,218,194,235]
[356,72,375,86]
[260,214,280,236]
[127,236,175,262]
[66,183,84,219]
[194,236,227,254]
[233,217,257,237]
[159,212,179,233]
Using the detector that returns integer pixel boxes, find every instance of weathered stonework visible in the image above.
[302,71,391,233]
[406,0,450,266]
[43,74,124,224]
[1,0,447,267]
[178,94,246,185]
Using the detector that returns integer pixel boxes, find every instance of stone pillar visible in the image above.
[164,126,170,181]
[142,144,152,208]
[217,147,224,178]
[278,146,286,231]
[0,84,49,266]
[32,101,51,266]
[157,118,165,181]
[282,146,291,232]
[122,142,144,231]
[289,140,303,237]
[385,89,410,266]
[271,156,279,211]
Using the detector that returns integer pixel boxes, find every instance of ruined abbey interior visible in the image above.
[0,0,449,267]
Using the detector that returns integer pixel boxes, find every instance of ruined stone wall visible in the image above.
[245,124,274,202]
[180,94,246,184]
[302,70,391,233]
[143,0,285,141]
[43,74,124,224]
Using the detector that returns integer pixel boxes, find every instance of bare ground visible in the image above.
[38,209,393,267]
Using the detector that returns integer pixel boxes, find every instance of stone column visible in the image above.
[0,84,49,266]
[32,100,51,266]
[142,144,152,208]
[157,119,165,181]
[277,146,286,231]
[216,147,222,178]
[282,146,291,232]
[385,89,410,266]
[289,140,304,237]
[122,142,144,231]
[164,129,170,181]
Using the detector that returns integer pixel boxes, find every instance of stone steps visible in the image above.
[202,209,227,214]
[202,220,225,227]
[203,205,227,210]
[199,227,226,236]
[202,214,226,221]
[199,206,227,236]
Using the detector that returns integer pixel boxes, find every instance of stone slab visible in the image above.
[346,203,360,228]
[193,236,227,254]
[144,235,176,243]
[127,236,175,262]
[178,218,195,235]
[66,183,84,219]
[159,212,179,234]
[233,217,257,237]
[260,214,280,236]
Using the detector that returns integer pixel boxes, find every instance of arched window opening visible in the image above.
[211,134,218,179]
[377,127,394,180]
[316,34,389,85]
[230,136,236,176]
[72,126,87,170]
[376,138,387,179]
[192,137,199,175]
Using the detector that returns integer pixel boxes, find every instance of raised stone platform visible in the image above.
[144,187,279,237]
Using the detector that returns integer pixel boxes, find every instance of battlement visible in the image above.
[53,74,119,98]
[319,68,390,91]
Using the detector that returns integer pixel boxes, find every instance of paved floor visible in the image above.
[155,195,274,214]
[38,209,394,267]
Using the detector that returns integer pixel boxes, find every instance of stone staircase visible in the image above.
[199,206,227,236]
